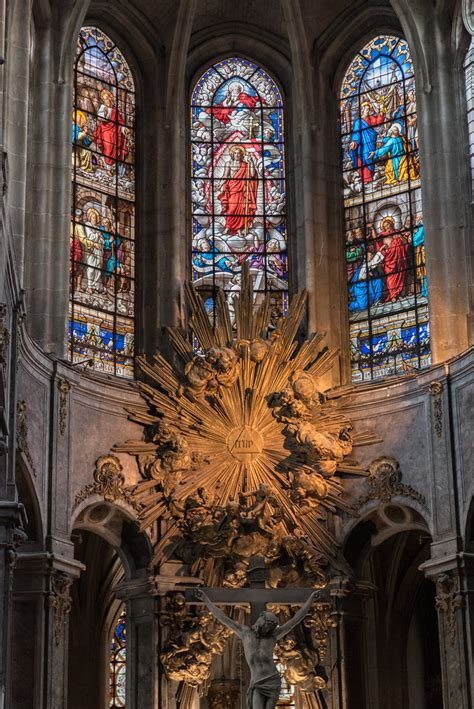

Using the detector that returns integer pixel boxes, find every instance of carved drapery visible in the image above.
[16,400,37,476]
[57,379,71,435]
[435,572,464,645]
[46,571,73,646]
[428,381,443,438]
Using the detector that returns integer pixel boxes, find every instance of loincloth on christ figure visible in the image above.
[247,671,281,708]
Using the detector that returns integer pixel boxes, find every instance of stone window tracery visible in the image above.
[340,35,431,381]
[69,26,135,378]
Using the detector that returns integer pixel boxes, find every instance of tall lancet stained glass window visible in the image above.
[340,36,430,382]
[109,611,126,707]
[69,27,135,378]
[191,58,287,325]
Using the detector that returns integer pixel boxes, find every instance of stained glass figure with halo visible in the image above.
[191,57,288,329]
[69,26,136,378]
[340,36,430,381]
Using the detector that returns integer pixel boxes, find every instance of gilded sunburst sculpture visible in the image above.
[114,266,375,587]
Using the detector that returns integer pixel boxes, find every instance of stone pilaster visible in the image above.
[0,502,26,709]
[420,554,473,709]
[324,576,374,709]
[114,573,158,709]
[11,552,84,709]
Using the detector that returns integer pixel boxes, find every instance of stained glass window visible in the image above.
[191,57,287,326]
[69,26,135,378]
[340,36,430,381]
[109,610,126,707]
[464,36,474,199]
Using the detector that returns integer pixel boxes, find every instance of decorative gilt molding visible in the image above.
[0,303,10,365]
[57,379,71,435]
[304,602,337,662]
[74,454,142,512]
[16,400,37,477]
[435,572,464,646]
[46,571,73,645]
[355,456,425,509]
[428,381,443,438]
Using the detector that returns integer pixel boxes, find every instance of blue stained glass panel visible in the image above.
[341,36,430,381]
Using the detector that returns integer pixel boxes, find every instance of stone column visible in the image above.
[325,576,374,709]
[0,502,26,709]
[393,0,473,360]
[11,552,83,709]
[421,556,473,709]
[115,574,158,709]
[25,0,88,355]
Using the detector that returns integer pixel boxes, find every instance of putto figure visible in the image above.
[196,588,319,709]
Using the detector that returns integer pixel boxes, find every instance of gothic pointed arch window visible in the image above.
[340,36,430,381]
[69,26,135,377]
[190,57,288,325]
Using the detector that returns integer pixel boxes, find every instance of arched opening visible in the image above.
[68,500,152,709]
[342,504,442,708]
[68,529,125,709]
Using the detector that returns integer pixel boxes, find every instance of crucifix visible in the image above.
[185,556,323,709]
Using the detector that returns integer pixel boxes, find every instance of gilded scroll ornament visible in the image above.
[303,603,338,661]
[57,379,71,435]
[74,454,142,512]
[356,456,425,508]
[428,380,443,438]
[435,572,464,645]
[16,400,37,476]
[46,571,73,645]
[114,266,377,588]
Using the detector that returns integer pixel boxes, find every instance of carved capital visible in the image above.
[74,454,142,513]
[435,572,464,646]
[428,381,443,438]
[57,379,71,435]
[356,456,425,508]
[46,571,73,645]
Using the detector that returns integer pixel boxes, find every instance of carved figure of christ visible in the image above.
[186,577,319,709]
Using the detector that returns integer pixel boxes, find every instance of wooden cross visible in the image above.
[185,556,325,623]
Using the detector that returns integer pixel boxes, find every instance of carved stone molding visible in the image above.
[428,381,443,438]
[74,454,142,512]
[46,571,73,645]
[16,400,37,476]
[435,572,464,645]
[355,456,425,509]
[0,303,10,365]
[57,379,71,435]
